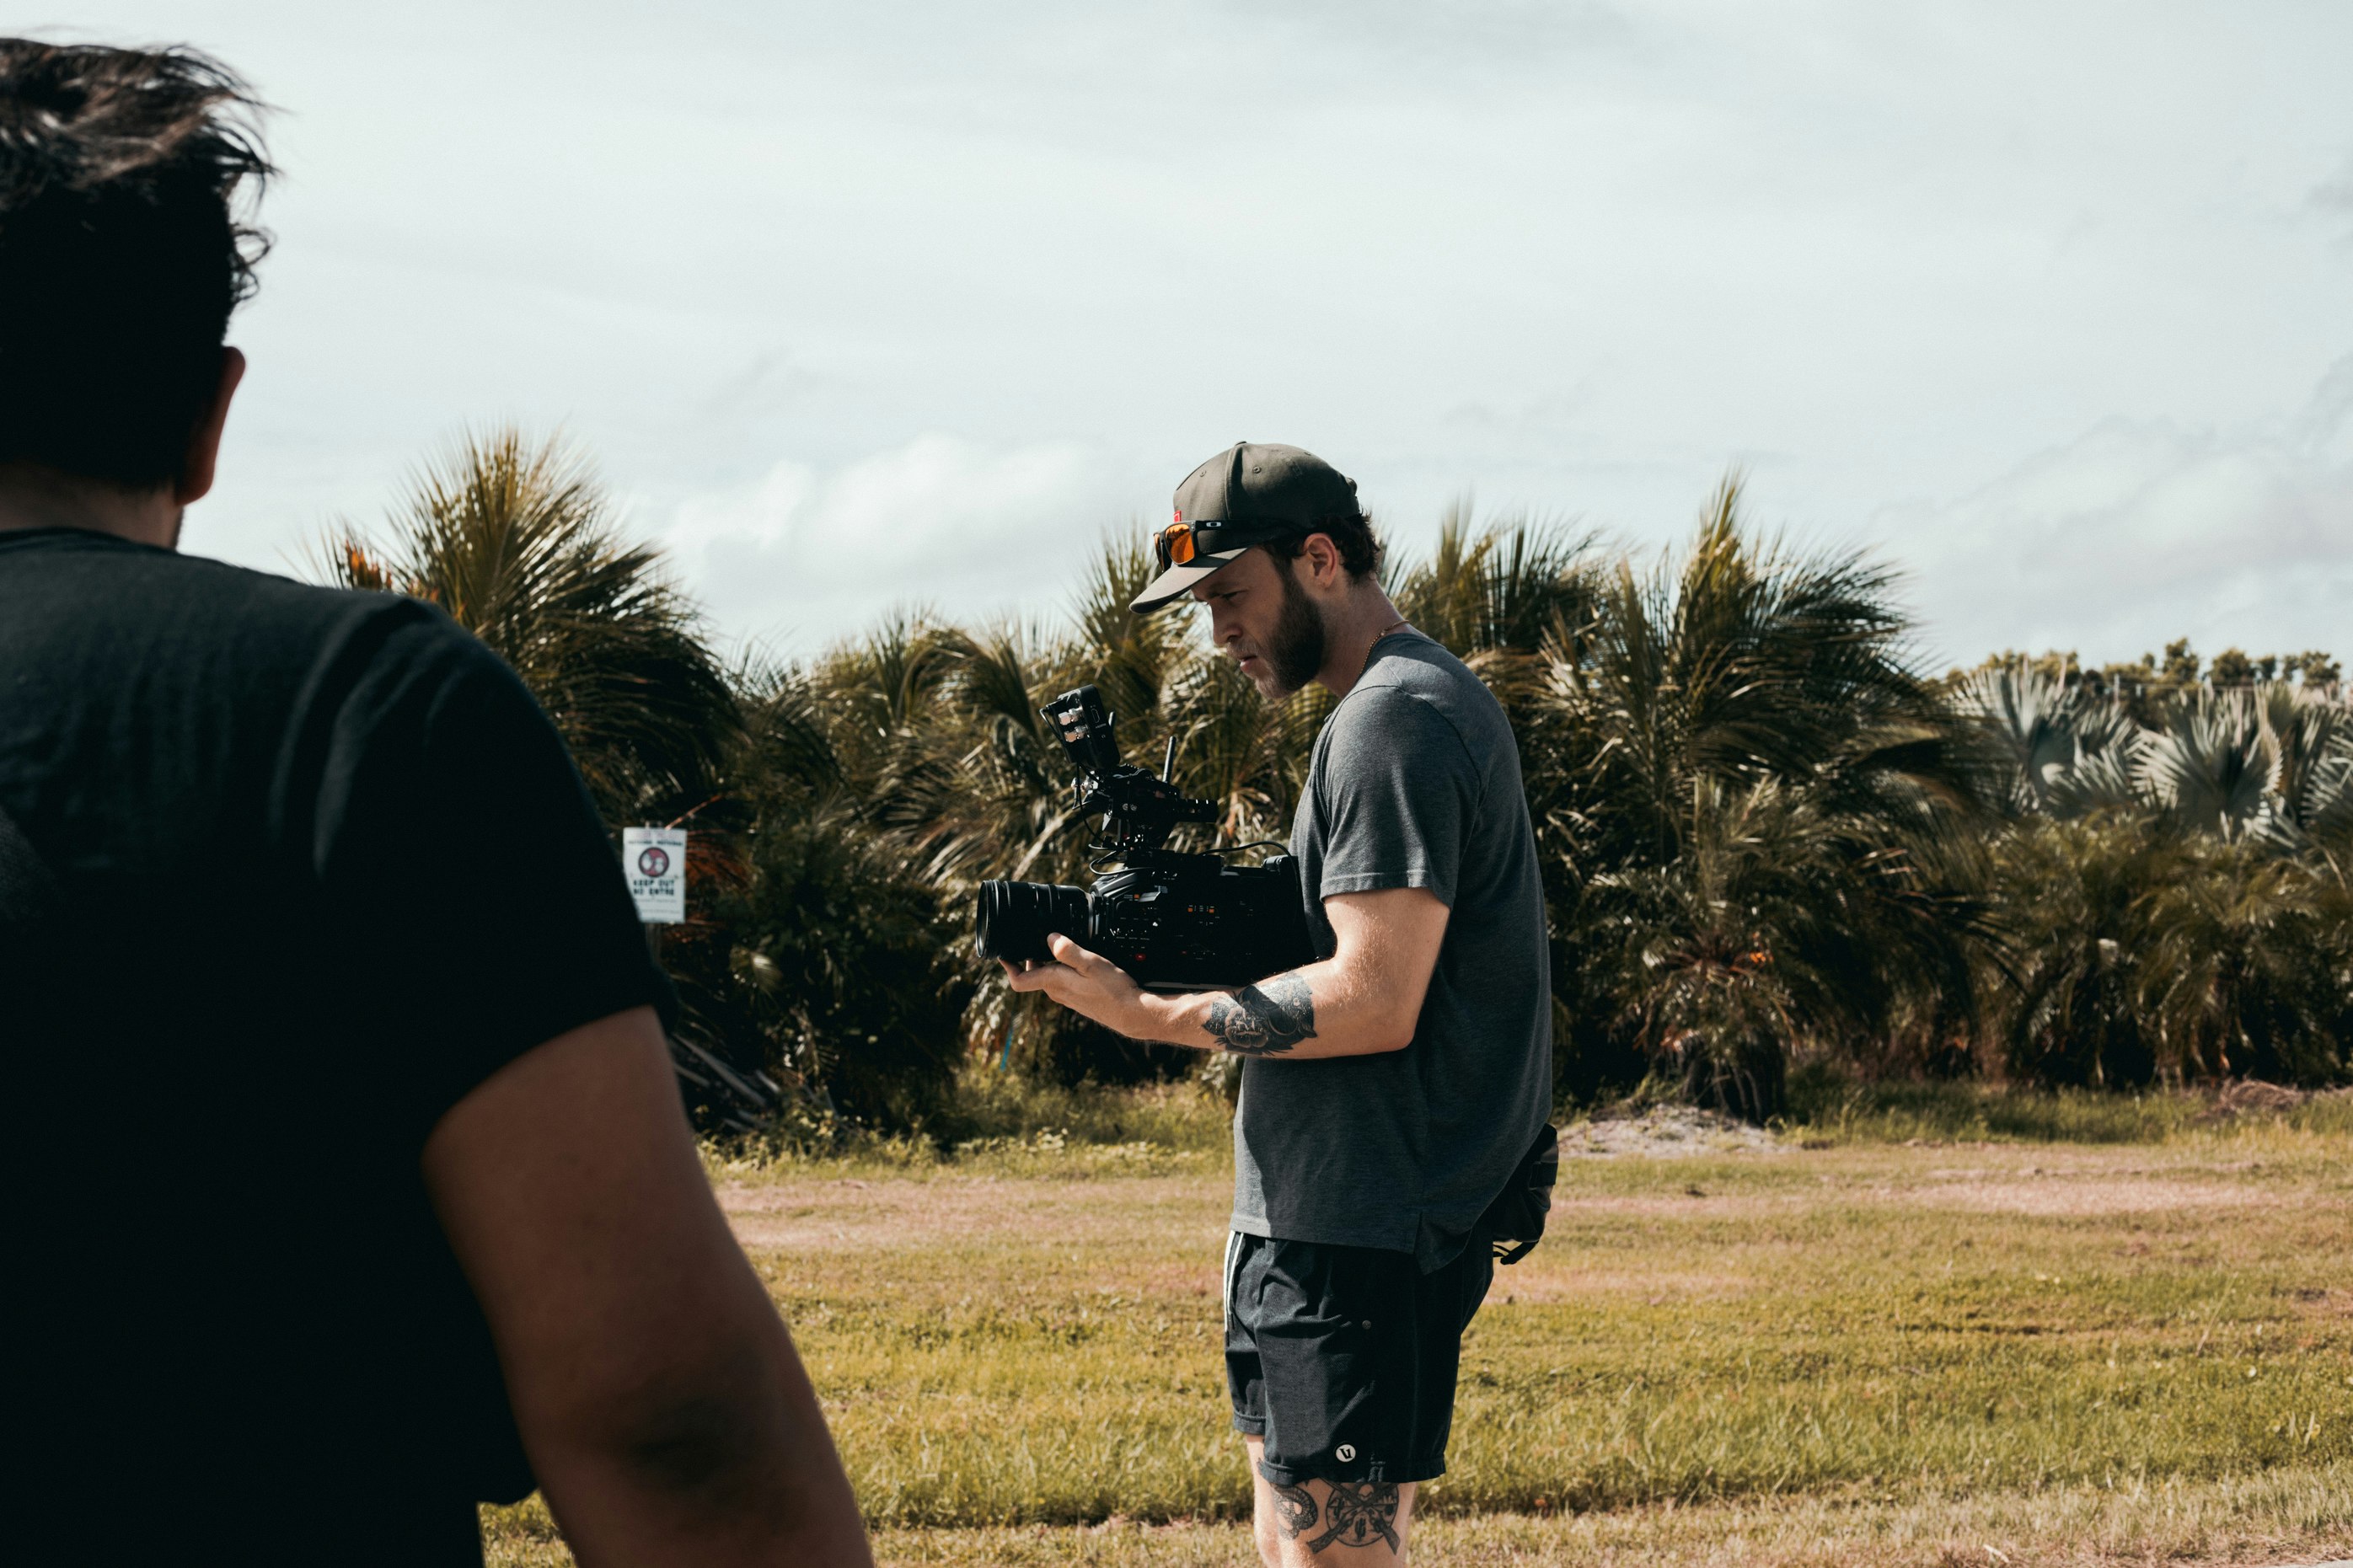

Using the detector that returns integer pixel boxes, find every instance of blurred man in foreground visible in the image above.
[0,41,870,1565]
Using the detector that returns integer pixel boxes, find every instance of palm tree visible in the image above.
[1954,661,2146,818]
[2263,685,2353,875]
[314,429,772,1121]
[2141,692,2284,842]
[1990,817,2176,1088]
[1391,501,1598,660]
[2133,839,2350,1084]
[1954,662,2353,854]
[711,661,975,1128]
[320,427,737,827]
[1528,478,1997,1119]
[1954,663,2353,1087]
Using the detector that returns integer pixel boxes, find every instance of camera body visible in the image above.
[974,687,1315,990]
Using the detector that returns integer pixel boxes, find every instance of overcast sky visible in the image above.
[44,1,2353,668]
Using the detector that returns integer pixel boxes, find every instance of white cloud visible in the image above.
[73,0,2350,672]
[661,435,1140,655]
[1879,354,2353,667]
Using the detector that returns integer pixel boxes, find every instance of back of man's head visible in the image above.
[0,40,270,490]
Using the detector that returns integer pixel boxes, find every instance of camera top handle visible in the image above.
[1042,686,1217,864]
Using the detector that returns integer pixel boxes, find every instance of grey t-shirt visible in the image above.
[1230,630,1553,1271]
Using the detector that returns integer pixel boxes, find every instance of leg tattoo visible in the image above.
[1269,1480,1320,1539]
[1306,1480,1401,1554]
[1205,975,1317,1057]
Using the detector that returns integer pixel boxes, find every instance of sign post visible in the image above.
[623,827,689,924]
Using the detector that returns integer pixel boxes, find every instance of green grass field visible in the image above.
[486,1082,2353,1565]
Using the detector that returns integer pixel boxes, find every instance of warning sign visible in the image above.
[623,827,688,923]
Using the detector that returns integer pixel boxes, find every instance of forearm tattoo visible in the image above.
[1203,975,1316,1057]
[1308,1480,1402,1554]
[1269,1480,1319,1539]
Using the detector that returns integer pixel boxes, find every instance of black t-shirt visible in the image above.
[0,529,674,1564]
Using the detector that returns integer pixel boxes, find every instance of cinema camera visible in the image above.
[974,686,1313,990]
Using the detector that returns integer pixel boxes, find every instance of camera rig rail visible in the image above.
[1042,686,1217,865]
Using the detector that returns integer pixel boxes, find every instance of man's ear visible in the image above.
[1301,531,1346,589]
[173,346,246,506]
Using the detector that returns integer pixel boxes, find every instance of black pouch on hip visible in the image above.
[1478,1122,1559,1266]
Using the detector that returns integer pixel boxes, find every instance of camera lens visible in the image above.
[975,880,1089,964]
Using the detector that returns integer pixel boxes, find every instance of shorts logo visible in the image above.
[1335,1443,1357,1463]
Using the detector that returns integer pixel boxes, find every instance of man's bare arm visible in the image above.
[1004,886,1450,1059]
[421,1006,872,1567]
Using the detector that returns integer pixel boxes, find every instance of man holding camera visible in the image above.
[0,41,868,1564]
[1006,442,1553,1565]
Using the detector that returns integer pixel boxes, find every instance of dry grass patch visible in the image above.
[720,1175,1223,1253]
[868,1463,2353,1565]
[704,1133,2350,1532]
[484,1464,2353,1565]
[484,1089,2350,1562]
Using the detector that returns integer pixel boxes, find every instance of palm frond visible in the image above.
[314,425,737,826]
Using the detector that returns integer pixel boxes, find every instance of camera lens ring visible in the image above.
[975,880,1089,964]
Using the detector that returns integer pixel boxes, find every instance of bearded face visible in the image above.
[1193,545,1334,701]
[1261,555,1327,698]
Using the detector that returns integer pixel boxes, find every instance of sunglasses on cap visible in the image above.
[1152,519,1295,572]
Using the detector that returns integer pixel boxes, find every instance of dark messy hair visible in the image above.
[0,40,272,487]
[1267,509,1384,581]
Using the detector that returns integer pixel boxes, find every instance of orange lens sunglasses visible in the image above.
[1153,521,1278,573]
[1155,522,1198,569]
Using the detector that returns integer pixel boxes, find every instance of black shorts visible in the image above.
[1223,1230,1494,1488]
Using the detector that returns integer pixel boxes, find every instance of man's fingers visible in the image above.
[1005,940,1107,1006]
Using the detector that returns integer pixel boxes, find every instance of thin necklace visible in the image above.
[1361,618,1411,677]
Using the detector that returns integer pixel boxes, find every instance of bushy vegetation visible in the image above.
[321,431,2353,1131]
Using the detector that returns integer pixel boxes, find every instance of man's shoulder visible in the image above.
[148,546,437,645]
[18,533,479,683]
[1333,637,1509,757]
[1353,634,1496,708]
[6,531,423,640]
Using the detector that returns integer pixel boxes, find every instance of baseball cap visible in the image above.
[1128,442,1361,613]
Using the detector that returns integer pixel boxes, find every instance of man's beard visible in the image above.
[1263,559,1327,697]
